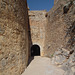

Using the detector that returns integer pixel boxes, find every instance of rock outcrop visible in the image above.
[51,48,75,75]
[44,0,75,57]
[0,0,29,75]
[45,0,75,75]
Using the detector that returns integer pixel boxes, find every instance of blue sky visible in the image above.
[27,0,54,11]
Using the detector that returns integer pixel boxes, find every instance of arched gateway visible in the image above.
[31,44,40,56]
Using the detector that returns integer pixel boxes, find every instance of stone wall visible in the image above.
[0,0,29,75]
[44,0,75,57]
[28,10,47,56]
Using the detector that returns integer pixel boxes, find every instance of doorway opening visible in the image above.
[28,44,40,66]
[31,44,40,56]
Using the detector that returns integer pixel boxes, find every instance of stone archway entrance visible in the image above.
[31,45,40,56]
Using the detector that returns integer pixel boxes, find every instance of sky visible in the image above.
[27,0,54,11]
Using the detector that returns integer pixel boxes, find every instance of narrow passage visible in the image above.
[22,56,65,75]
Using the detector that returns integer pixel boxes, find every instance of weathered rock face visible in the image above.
[46,0,75,75]
[0,0,29,75]
[51,48,75,75]
[28,11,47,56]
[44,0,75,57]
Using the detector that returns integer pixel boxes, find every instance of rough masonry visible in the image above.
[0,0,75,75]
[44,0,75,57]
[0,0,29,75]
[28,10,47,56]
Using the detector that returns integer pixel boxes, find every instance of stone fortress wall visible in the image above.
[28,10,47,56]
[0,0,29,75]
[0,0,74,75]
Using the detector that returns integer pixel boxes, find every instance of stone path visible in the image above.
[22,56,65,75]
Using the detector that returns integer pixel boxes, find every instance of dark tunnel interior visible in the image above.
[31,45,40,56]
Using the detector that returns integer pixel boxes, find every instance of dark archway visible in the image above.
[31,45,40,56]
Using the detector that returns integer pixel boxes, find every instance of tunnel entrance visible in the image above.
[31,45,40,56]
[28,45,40,66]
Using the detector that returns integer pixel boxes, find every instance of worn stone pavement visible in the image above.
[22,56,65,75]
